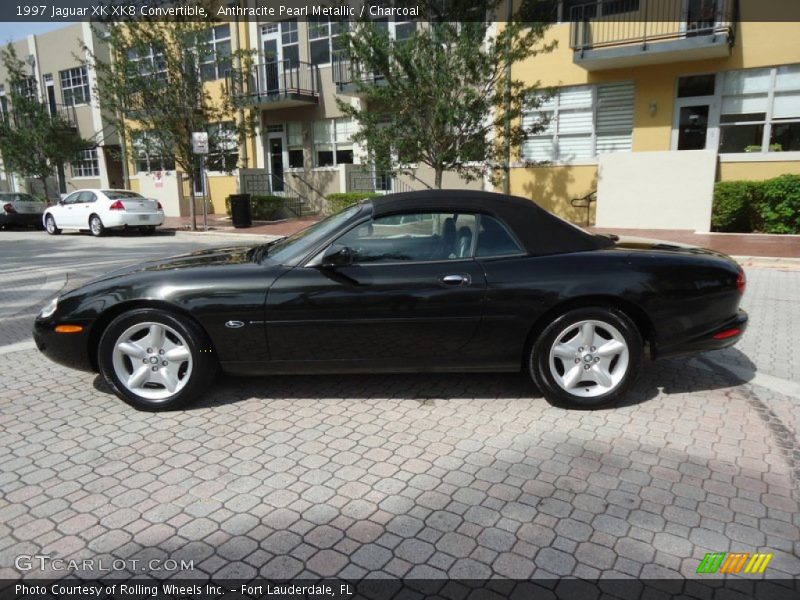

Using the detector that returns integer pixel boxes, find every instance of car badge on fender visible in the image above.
[225,320,245,329]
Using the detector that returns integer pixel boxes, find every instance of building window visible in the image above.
[12,76,37,100]
[206,122,238,171]
[127,45,167,82]
[308,17,346,66]
[132,131,175,173]
[71,148,100,178]
[59,66,91,106]
[522,82,634,162]
[282,19,299,67]
[0,87,7,123]
[313,118,355,166]
[287,121,304,168]
[561,0,640,20]
[719,64,800,153]
[199,25,232,81]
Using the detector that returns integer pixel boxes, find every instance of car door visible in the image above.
[72,191,97,229]
[53,192,81,227]
[265,211,487,365]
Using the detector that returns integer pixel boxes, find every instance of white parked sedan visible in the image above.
[43,189,165,236]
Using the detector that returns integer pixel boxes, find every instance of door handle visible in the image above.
[439,274,470,286]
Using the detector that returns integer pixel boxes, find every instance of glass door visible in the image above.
[268,134,284,193]
[261,24,282,95]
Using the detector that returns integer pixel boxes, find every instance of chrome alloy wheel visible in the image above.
[111,321,193,401]
[548,319,629,398]
[45,216,56,234]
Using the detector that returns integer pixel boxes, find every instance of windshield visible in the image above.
[263,205,362,265]
[103,190,145,200]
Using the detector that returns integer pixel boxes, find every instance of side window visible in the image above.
[336,212,478,264]
[62,192,81,205]
[83,192,97,203]
[476,215,524,257]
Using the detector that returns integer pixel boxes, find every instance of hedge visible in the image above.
[224,195,284,221]
[326,192,380,214]
[711,174,800,234]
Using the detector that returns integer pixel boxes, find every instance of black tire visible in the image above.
[89,214,105,237]
[97,308,217,411]
[529,307,642,409]
[45,214,61,235]
[138,226,156,235]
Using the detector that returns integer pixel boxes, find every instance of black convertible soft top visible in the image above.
[370,190,612,256]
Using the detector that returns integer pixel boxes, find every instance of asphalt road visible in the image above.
[0,227,798,582]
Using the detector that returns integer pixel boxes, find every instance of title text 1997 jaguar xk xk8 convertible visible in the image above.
[34,191,747,410]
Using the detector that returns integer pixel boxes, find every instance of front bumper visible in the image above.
[103,211,165,228]
[33,317,96,372]
[0,212,43,227]
[657,309,748,358]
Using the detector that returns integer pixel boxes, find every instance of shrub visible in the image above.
[711,181,757,232]
[756,174,800,234]
[225,194,284,221]
[326,192,380,214]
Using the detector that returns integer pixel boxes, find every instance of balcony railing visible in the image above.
[569,0,736,52]
[332,50,386,91]
[227,60,319,108]
[53,103,78,129]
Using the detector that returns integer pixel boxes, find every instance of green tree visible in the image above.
[83,17,254,229]
[0,44,90,199]
[336,1,555,189]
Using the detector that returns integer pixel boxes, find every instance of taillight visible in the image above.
[109,200,125,210]
[713,328,741,340]
[157,201,163,210]
[736,268,746,294]
[3,203,16,214]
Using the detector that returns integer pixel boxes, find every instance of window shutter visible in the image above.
[596,82,634,153]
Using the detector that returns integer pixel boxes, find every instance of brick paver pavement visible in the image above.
[1,231,798,581]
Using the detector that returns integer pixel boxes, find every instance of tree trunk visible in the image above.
[434,167,443,189]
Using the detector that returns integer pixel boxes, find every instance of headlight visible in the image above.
[39,296,58,319]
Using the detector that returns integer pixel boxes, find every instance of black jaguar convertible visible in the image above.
[34,191,747,410]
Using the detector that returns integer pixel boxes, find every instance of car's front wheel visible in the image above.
[45,215,61,235]
[529,307,642,409]
[97,308,217,410]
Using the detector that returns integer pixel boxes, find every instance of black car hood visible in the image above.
[78,245,259,288]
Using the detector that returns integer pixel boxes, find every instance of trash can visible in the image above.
[229,194,252,228]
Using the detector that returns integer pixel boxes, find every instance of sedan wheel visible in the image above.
[89,214,105,237]
[98,309,217,410]
[45,215,61,235]
[530,307,642,408]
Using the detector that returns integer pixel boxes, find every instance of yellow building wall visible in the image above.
[206,175,238,214]
[507,20,800,217]
[509,165,598,223]
[719,161,800,182]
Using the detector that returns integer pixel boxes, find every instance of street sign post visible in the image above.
[192,132,210,231]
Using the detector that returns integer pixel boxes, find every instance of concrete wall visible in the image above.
[595,150,717,232]
[134,172,183,217]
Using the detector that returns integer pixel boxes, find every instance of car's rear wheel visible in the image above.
[98,308,217,410]
[89,214,105,237]
[45,215,61,235]
[529,307,642,409]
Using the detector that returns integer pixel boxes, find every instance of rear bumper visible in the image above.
[103,211,165,228]
[657,309,748,359]
[33,317,95,372]
[0,212,43,227]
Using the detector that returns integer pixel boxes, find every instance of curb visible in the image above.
[733,256,800,270]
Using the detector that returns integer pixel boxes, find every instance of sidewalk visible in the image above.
[164,215,800,260]
[589,227,800,259]
[163,214,320,238]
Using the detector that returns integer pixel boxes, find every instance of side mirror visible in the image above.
[321,244,353,268]
[57,199,65,205]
